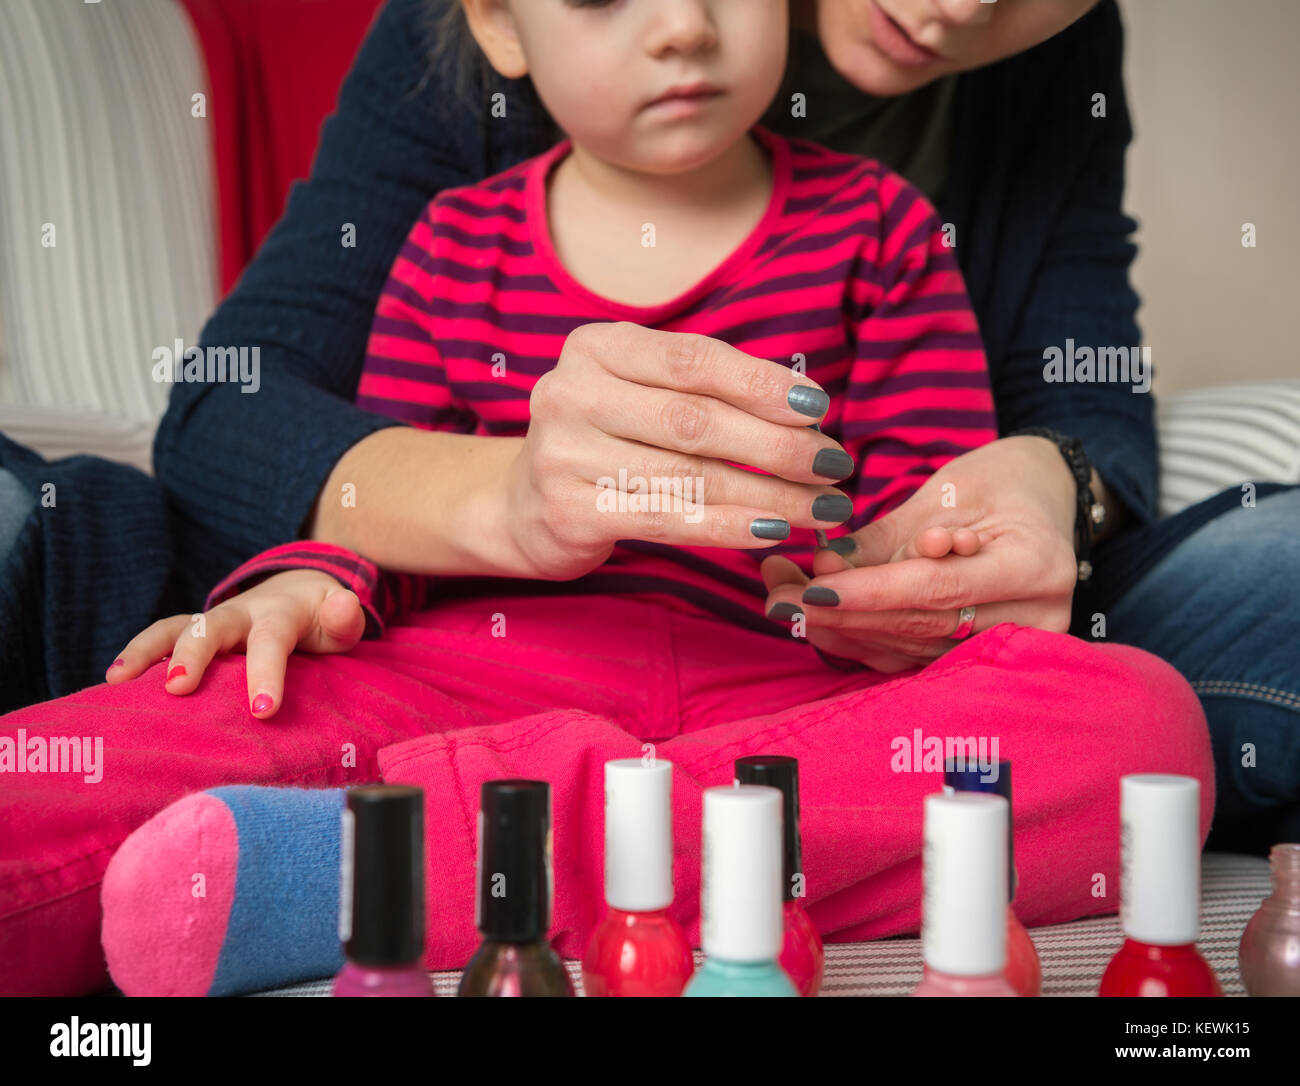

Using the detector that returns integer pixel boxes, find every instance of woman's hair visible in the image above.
[425,0,493,105]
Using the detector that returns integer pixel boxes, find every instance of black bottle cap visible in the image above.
[734,755,802,902]
[340,785,425,966]
[476,780,552,942]
[944,757,1015,902]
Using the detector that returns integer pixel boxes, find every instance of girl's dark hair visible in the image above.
[420,0,559,145]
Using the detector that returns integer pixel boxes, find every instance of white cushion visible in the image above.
[0,0,217,437]
[1157,379,1300,516]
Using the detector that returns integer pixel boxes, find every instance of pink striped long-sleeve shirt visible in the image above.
[207,129,996,639]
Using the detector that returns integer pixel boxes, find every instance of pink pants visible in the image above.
[0,592,1213,995]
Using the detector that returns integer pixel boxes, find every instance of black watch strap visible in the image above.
[1008,427,1105,582]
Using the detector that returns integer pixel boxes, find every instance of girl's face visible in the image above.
[809,0,1101,96]
[464,0,788,174]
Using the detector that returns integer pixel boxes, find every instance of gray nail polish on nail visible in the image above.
[827,536,857,557]
[767,602,804,622]
[802,586,840,607]
[751,518,791,541]
[812,449,854,480]
[788,385,830,418]
[811,494,854,523]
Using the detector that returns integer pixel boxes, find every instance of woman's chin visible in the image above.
[825,38,945,97]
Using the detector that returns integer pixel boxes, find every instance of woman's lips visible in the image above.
[868,1,942,67]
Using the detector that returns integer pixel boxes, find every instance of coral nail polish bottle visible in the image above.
[1238,842,1300,996]
[1099,774,1221,997]
[734,755,823,996]
[333,786,436,997]
[913,792,1018,996]
[944,758,1041,997]
[458,780,574,997]
[582,758,694,997]
[683,786,799,997]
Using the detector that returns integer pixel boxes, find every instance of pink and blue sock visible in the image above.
[101,786,347,996]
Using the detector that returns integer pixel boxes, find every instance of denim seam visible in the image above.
[1191,679,1300,713]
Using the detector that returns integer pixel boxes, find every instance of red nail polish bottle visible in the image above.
[582,759,694,997]
[944,758,1041,996]
[1099,774,1221,997]
[734,756,824,996]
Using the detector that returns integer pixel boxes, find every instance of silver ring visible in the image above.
[951,605,977,640]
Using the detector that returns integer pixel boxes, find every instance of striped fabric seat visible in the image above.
[252,853,1270,997]
[1157,380,1300,516]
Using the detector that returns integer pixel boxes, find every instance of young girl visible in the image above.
[0,0,1211,997]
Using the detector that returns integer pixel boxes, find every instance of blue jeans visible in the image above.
[1106,487,1300,852]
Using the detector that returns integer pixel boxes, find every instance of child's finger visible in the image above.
[162,607,249,695]
[105,615,195,683]
[949,527,981,556]
[299,587,366,655]
[243,614,302,719]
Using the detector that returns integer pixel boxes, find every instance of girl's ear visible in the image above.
[460,0,529,80]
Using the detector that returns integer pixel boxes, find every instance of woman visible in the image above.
[0,0,1287,995]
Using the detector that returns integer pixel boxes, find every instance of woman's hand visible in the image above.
[104,569,366,718]
[497,322,861,581]
[760,436,1082,672]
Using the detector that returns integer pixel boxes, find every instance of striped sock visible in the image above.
[101,786,346,996]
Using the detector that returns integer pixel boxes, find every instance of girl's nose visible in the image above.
[645,0,720,56]
[931,0,998,28]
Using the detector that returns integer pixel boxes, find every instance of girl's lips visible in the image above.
[868,0,942,67]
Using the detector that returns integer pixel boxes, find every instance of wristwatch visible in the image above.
[1009,427,1106,581]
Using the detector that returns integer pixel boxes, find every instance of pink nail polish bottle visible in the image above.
[1099,774,1221,997]
[944,758,1041,996]
[582,759,694,997]
[734,756,823,996]
[1239,843,1300,996]
[333,786,435,997]
[913,792,1018,997]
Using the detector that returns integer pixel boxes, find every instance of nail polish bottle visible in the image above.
[1238,842,1300,996]
[1099,774,1221,997]
[734,755,824,996]
[913,792,1018,996]
[582,759,694,997]
[944,758,1041,997]
[458,780,574,997]
[333,786,435,997]
[683,785,798,997]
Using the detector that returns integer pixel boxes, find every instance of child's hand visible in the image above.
[104,569,366,719]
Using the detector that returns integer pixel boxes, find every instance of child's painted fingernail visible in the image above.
[827,536,857,557]
[767,602,804,622]
[166,664,187,683]
[802,586,840,607]
[751,518,791,541]
[787,385,829,418]
[250,693,273,715]
[110,658,126,669]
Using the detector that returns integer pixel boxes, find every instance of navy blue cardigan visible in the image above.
[0,0,1237,709]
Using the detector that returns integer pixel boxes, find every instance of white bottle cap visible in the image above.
[603,758,675,912]
[922,792,1009,977]
[1119,774,1201,945]
[699,785,784,963]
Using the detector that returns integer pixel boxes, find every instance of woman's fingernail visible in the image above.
[812,449,854,480]
[110,658,125,669]
[811,494,854,523]
[787,385,829,418]
[767,602,804,622]
[802,586,840,607]
[166,664,187,683]
[751,518,791,541]
[827,536,857,557]
[251,693,274,715]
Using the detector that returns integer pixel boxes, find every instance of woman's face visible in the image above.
[810,0,1101,96]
